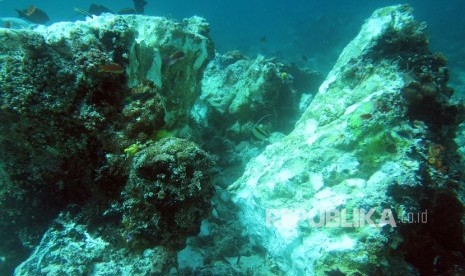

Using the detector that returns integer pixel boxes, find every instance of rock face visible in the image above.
[14,212,175,275]
[229,5,464,275]
[0,14,214,274]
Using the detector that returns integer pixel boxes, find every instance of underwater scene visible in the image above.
[0,0,465,275]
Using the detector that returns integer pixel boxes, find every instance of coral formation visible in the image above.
[0,14,214,274]
[229,5,464,275]
[121,137,215,250]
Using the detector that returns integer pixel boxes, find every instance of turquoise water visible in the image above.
[1,1,464,71]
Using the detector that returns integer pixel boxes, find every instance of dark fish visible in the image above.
[16,5,50,24]
[133,0,147,14]
[4,21,11,29]
[88,4,114,16]
[360,113,372,119]
[259,36,266,43]
[163,51,186,67]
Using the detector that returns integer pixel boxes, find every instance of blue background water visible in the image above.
[1,0,464,91]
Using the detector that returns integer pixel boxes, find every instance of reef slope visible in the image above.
[229,5,464,275]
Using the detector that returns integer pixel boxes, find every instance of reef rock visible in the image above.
[14,211,175,275]
[121,137,215,250]
[229,5,464,275]
[197,52,322,141]
[0,14,213,274]
[193,51,322,190]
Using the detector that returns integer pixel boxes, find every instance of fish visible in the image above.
[163,50,186,67]
[98,63,125,74]
[251,114,272,141]
[252,124,271,141]
[133,0,148,14]
[4,21,11,29]
[16,5,50,24]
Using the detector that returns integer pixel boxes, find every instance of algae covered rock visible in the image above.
[14,211,175,275]
[2,4,465,276]
[121,137,215,250]
[229,5,464,275]
[198,52,322,140]
[0,13,214,274]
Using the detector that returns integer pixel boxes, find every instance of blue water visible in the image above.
[1,0,464,86]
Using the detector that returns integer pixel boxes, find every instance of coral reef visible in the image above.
[1,4,464,276]
[194,51,323,192]
[0,14,214,274]
[121,137,215,250]
[199,52,322,140]
[229,5,464,275]
[14,211,176,275]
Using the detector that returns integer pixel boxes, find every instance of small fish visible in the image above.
[163,50,186,67]
[252,124,271,141]
[4,21,11,29]
[251,114,272,141]
[16,5,50,24]
[26,5,36,16]
[259,36,267,43]
[98,63,125,74]
[133,0,148,14]
[360,113,372,120]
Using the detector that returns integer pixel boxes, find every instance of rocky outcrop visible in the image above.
[0,14,214,274]
[197,52,322,143]
[14,212,175,275]
[193,51,323,193]
[229,5,464,275]
[1,5,464,276]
